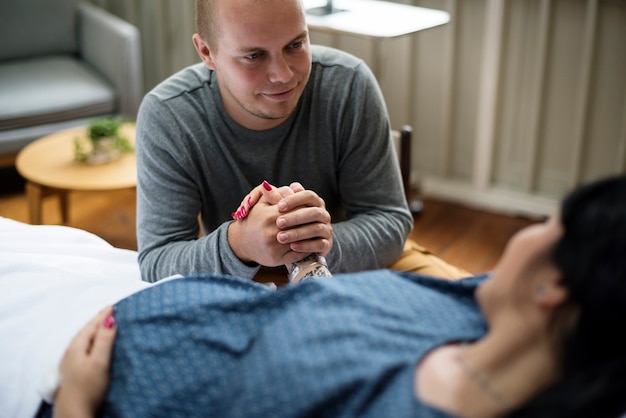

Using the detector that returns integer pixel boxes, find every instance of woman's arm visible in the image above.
[287,252,332,283]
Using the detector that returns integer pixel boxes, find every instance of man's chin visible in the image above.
[255,104,297,121]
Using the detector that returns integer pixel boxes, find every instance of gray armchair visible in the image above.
[0,0,143,167]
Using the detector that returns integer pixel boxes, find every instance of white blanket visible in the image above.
[0,217,152,418]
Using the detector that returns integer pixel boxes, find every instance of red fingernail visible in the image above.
[247,196,252,208]
[231,211,237,220]
[263,180,272,191]
[241,206,246,217]
[103,315,116,329]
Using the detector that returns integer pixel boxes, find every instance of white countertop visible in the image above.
[304,0,450,39]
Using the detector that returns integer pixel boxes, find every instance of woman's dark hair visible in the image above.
[508,174,626,418]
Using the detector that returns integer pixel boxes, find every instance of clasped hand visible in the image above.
[227,180,333,267]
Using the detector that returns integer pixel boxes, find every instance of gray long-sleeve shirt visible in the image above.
[136,45,413,282]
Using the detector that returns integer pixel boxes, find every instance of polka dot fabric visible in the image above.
[103,271,488,417]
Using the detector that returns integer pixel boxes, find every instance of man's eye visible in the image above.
[290,42,302,49]
[245,52,262,60]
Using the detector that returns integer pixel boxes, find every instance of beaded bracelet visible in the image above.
[287,253,332,283]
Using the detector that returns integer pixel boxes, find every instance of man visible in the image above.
[136,0,413,282]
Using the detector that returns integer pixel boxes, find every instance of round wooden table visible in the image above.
[15,123,136,224]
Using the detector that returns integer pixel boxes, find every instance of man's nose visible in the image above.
[267,53,294,83]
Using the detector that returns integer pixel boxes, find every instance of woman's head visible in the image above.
[506,174,626,418]
[554,175,626,371]
[479,175,626,326]
[476,212,565,325]
[554,175,626,333]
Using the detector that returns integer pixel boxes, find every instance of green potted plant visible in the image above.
[74,117,133,164]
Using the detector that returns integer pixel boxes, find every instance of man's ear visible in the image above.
[192,33,216,70]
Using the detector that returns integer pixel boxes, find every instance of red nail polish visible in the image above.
[263,180,272,191]
[231,212,237,220]
[103,315,116,329]
[241,206,246,217]
[247,196,252,208]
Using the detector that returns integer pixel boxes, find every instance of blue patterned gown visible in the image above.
[101,270,487,417]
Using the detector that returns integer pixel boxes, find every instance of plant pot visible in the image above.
[86,137,122,165]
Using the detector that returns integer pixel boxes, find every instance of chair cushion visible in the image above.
[0,56,117,131]
[0,0,77,61]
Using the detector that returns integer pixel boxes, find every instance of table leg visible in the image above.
[25,181,43,224]
[59,190,70,224]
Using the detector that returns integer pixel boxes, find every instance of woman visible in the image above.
[52,175,626,418]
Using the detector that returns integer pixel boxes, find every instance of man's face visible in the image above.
[195,0,312,131]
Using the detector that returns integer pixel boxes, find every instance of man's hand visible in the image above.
[228,181,333,266]
[273,186,332,256]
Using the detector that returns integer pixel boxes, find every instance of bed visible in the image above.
[0,216,155,418]
[4,215,625,418]
[1,215,482,418]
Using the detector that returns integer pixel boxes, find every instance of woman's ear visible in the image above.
[192,34,216,70]
[533,277,568,309]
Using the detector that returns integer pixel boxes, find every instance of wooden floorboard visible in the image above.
[0,167,539,274]
[409,198,539,273]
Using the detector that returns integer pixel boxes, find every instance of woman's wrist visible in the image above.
[287,253,332,283]
[53,387,94,418]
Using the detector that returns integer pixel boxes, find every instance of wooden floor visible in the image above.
[0,167,539,274]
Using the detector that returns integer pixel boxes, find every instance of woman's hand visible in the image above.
[231,180,304,221]
[229,181,333,267]
[53,306,117,418]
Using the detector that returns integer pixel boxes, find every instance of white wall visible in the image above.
[92,0,626,217]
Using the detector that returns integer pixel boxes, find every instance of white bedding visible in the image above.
[0,216,152,418]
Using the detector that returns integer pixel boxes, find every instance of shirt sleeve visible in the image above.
[322,59,413,273]
[135,94,259,282]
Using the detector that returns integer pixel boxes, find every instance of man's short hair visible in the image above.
[195,0,217,49]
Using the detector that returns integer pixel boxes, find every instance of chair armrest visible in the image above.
[391,125,412,194]
[77,2,143,118]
